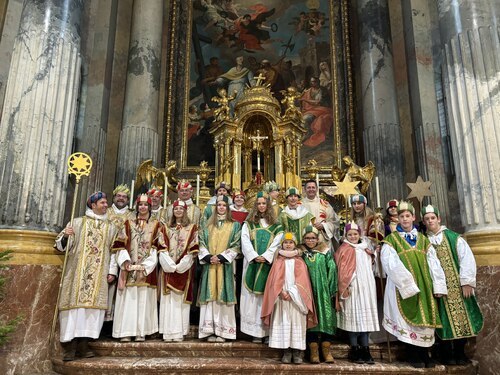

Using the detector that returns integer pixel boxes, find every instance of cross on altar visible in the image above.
[250,129,268,172]
[254,73,267,86]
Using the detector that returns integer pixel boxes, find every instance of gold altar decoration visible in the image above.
[196,161,212,210]
[305,159,319,180]
[209,79,306,191]
[135,159,179,193]
[331,155,375,195]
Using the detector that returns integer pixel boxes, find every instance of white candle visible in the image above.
[257,151,261,172]
[196,175,200,206]
[316,173,320,197]
[375,176,381,208]
[129,179,135,209]
[163,181,167,208]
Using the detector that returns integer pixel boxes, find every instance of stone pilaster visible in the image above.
[116,0,163,185]
[0,0,83,232]
[400,0,452,224]
[357,0,405,205]
[438,0,500,241]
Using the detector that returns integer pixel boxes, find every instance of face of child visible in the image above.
[216,201,227,215]
[287,194,299,208]
[256,197,267,213]
[269,190,279,199]
[423,213,441,233]
[282,239,296,251]
[137,201,150,215]
[398,210,415,231]
[217,188,228,196]
[352,201,365,213]
[388,206,398,216]
[346,229,360,243]
[173,205,185,218]
[303,234,318,248]
[233,194,245,207]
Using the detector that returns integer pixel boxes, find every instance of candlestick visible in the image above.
[129,179,135,209]
[316,173,320,197]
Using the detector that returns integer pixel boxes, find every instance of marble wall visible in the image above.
[0,265,60,375]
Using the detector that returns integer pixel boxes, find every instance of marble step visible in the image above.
[89,339,403,361]
[52,356,477,375]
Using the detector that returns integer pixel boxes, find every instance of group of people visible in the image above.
[55,178,482,369]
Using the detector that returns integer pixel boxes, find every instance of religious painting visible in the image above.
[178,0,341,170]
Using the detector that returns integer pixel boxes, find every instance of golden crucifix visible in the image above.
[254,73,267,86]
[250,129,268,172]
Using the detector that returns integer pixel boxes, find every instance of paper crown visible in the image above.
[215,181,231,195]
[344,221,361,234]
[350,194,367,204]
[216,195,230,204]
[263,180,280,193]
[282,232,298,244]
[285,186,301,198]
[256,191,269,199]
[303,225,319,236]
[136,194,152,205]
[173,199,187,209]
[386,199,399,209]
[147,187,163,197]
[232,189,245,199]
[397,201,415,214]
[176,179,192,191]
[113,184,130,196]
[421,204,440,217]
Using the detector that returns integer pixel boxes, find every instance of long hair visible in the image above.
[248,196,276,225]
[207,201,234,227]
[168,207,191,227]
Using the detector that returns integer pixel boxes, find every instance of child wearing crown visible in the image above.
[261,232,317,364]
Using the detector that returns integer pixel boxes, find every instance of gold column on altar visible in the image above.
[209,79,306,190]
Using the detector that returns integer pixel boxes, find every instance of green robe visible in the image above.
[383,232,442,328]
[198,221,241,304]
[433,229,483,339]
[278,207,314,243]
[244,222,282,294]
[301,243,337,335]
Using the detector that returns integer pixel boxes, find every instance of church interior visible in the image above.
[0,0,499,374]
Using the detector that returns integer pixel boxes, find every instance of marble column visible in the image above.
[116,0,163,185]
[400,0,452,224]
[0,1,83,373]
[0,0,83,232]
[357,0,405,205]
[439,1,500,373]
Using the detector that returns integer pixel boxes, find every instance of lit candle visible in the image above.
[375,176,381,208]
[129,179,135,209]
[257,151,261,172]
[196,175,200,206]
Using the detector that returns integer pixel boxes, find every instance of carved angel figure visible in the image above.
[280,86,302,119]
[135,159,178,194]
[212,87,235,121]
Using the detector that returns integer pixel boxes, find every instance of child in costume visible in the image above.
[334,222,379,364]
[261,232,317,364]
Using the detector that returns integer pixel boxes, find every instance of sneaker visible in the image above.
[172,338,183,342]
[120,337,132,342]
[215,336,226,342]
[281,349,292,363]
[163,338,173,342]
[252,337,262,344]
[292,349,303,364]
[207,335,217,342]
[135,336,145,342]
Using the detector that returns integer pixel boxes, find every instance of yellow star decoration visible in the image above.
[332,174,360,197]
[67,152,92,178]
[406,175,433,203]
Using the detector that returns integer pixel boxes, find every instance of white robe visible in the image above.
[198,244,238,339]
[381,231,447,347]
[240,220,282,337]
[337,240,379,332]
[112,249,158,338]
[158,251,195,340]
[301,196,340,245]
[268,258,308,350]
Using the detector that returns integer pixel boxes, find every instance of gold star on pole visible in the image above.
[67,152,92,181]
[406,175,433,203]
[332,174,360,197]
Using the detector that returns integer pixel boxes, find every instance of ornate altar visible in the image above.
[209,79,306,191]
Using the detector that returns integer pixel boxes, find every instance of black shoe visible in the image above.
[62,340,77,361]
[348,346,364,364]
[361,346,375,365]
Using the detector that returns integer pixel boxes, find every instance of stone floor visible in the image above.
[52,339,478,375]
